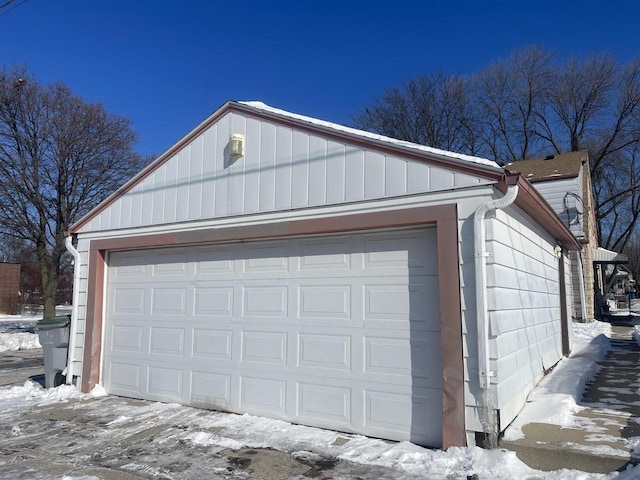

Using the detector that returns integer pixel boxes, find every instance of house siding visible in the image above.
[483,206,565,429]
[531,176,583,240]
[68,237,90,380]
[79,112,491,235]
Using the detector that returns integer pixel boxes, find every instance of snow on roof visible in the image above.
[240,101,502,171]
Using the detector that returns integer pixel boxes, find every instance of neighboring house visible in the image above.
[0,263,20,315]
[505,152,598,322]
[64,101,580,449]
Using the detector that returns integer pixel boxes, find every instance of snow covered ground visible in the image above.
[1,314,639,479]
[0,307,72,352]
[0,313,40,352]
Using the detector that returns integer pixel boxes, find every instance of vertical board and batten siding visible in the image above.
[483,206,564,428]
[80,112,490,234]
[531,174,584,240]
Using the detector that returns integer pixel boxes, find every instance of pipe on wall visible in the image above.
[64,235,81,386]
[474,185,519,390]
[576,251,588,321]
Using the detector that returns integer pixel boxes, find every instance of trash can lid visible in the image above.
[37,315,71,326]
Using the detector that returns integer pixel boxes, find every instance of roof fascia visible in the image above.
[523,172,580,183]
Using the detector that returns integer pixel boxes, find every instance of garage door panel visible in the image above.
[111,254,148,280]
[151,253,188,277]
[190,371,231,407]
[112,287,146,315]
[192,329,233,360]
[193,250,235,276]
[240,376,287,415]
[109,361,143,393]
[110,325,144,353]
[363,229,437,273]
[297,382,351,424]
[242,285,288,317]
[298,285,351,319]
[298,238,351,271]
[105,228,442,446]
[240,331,287,365]
[193,287,234,316]
[148,365,183,398]
[364,386,442,444]
[297,333,351,371]
[149,327,185,356]
[151,287,187,315]
[243,246,289,273]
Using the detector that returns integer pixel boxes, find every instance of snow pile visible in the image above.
[0,379,105,415]
[0,331,40,351]
[178,409,628,479]
[503,321,611,440]
[0,314,41,352]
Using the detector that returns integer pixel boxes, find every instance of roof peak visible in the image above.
[237,101,502,171]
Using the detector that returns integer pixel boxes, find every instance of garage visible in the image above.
[103,228,442,446]
[66,100,580,448]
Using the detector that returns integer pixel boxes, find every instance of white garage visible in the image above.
[66,101,580,448]
[103,228,441,445]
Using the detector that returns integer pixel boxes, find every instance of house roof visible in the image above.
[504,150,588,182]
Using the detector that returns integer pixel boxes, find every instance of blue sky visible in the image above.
[1,0,638,156]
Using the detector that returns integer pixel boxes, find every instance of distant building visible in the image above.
[506,151,598,322]
[0,263,21,315]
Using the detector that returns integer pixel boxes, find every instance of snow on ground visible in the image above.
[0,312,41,352]
[1,315,639,479]
[503,320,612,440]
[0,306,72,352]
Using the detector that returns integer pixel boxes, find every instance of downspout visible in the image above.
[576,251,588,321]
[474,184,519,390]
[64,235,81,386]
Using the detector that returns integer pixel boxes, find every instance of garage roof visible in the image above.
[67,101,581,251]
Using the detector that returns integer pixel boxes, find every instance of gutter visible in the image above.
[474,184,519,390]
[64,235,81,386]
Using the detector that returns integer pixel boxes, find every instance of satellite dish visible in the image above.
[564,192,584,214]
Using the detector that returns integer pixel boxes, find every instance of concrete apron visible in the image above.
[501,325,640,474]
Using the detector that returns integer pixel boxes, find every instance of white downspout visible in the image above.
[474,184,519,390]
[64,235,81,386]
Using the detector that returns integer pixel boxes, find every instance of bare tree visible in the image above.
[0,66,146,316]
[475,46,555,162]
[352,72,479,155]
[353,46,640,251]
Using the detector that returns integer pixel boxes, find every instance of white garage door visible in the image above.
[103,228,443,446]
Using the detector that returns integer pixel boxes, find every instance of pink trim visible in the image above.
[80,204,466,448]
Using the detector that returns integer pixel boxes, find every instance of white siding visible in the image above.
[69,237,90,379]
[483,206,564,428]
[80,112,491,234]
[532,174,584,239]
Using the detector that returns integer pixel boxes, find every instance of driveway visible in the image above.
[0,349,428,480]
